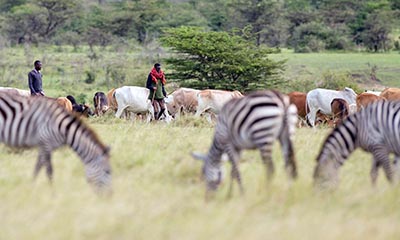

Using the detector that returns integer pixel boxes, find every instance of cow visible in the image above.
[195,89,243,122]
[66,95,94,117]
[330,98,349,125]
[356,92,384,111]
[379,87,400,101]
[287,91,307,127]
[306,87,357,127]
[0,87,30,97]
[107,88,118,113]
[55,97,73,112]
[114,86,156,123]
[165,87,200,118]
[93,92,109,116]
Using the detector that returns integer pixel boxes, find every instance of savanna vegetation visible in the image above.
[1,119,400,239]
[1,0,400,239]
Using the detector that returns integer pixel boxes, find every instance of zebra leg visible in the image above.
[33,150,52,182]
[371,148,392,185]
[226,147,244,197]
[370,159,381,186]
[279,131,298,179]
[260,145,274,182]
[393,155,400,184]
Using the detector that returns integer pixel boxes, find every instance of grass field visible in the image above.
[0,46,399,102]
[270,50,400,90]
[1,46,400,239]
[1,116,400,240]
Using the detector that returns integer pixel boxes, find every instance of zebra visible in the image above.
[192,90,298,198]
[0,92,111,194]
[314,100,400,189]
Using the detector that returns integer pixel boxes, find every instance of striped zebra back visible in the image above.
[219,90,297,149]
[314,100,400,187]
[0,92,111,193]
[193,90,298,196]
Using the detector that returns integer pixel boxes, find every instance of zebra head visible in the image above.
[313,150,340,190]
[85,147,112,196]
[192,152,223,192]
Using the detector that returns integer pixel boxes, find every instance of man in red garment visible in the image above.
[146,63,167,120]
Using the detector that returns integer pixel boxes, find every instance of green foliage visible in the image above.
[317,71,362,93]
[360,10,394,51]
[0,0,398,52]
[160,26,285,93]
[0,0,26,12]
[76,92,87,104]
[291,22,330,52]
[3,0,82,44]
[84,70,96,84]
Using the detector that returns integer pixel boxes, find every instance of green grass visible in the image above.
[1,46,400,239]
[270,50,400,89]
[1,119,400,240]
[0,46,399,103]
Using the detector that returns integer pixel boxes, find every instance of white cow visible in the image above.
[165,87,200,118]
[0,87,30,97]
[195,89,243,123]
[306,87,357,127]
[114,86,155,123]
[114,86,172,123]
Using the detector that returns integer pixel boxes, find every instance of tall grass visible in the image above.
[1,118,400,240]
[271,50,400,91]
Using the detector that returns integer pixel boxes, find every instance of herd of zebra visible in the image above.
[0,88,400,198]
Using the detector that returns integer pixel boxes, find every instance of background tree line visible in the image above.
[0,0,399,52]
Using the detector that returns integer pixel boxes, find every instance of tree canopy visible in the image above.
[160,27,285,93]
[0,0,399,52]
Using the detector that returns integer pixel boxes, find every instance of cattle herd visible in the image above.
[0,85,400,197]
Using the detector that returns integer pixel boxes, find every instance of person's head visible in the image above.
[154,63,161,72]
[34,60,42,71]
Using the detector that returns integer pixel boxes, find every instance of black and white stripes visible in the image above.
[192,90,298,197]
[314,100,400,187]
[0,92,111,193]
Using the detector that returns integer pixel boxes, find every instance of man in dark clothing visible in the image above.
[146,63,167,120]
[28,60,44,96]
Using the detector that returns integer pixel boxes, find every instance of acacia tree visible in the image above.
[3,0,82,44]
[160,27,285,93]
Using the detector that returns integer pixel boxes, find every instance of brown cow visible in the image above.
[356,92,384,111]
[379,87,400,101]
[107,88,118,113]
[165,87,200,118]
[195,89,243,122]
[287,91,307,127]
[287,91,334,127]
[330,98,349,125]
[93,92,109,116]
[56,97,73,112]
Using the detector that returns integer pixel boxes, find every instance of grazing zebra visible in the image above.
[0,92,111,194]
[192,90,298,198]
[314,100,400,188]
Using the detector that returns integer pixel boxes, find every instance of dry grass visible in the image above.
[1,118,400,240]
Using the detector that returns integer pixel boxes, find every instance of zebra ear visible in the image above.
[191,152,207,161]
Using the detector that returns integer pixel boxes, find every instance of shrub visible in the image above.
[84,70,96,84]
[317,71,362,93]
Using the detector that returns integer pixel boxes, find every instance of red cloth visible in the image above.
[150,67,166,85]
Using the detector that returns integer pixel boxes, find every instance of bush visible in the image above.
[317,71,362,93]
[291,22,330,53]
[84,70,96,84]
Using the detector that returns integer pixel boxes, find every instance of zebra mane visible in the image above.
[316,113,358,165]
